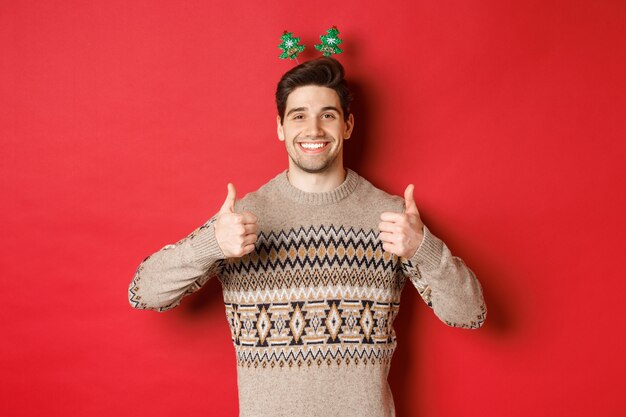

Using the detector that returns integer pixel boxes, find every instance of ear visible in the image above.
[276,115,285,141]
[343,113,354,139]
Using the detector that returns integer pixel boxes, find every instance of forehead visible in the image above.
[285,85,341,111]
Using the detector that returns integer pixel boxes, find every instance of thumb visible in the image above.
[219,183,237,213]
[404,184,418,214]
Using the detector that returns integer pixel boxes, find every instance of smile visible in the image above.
[298,142,330,153]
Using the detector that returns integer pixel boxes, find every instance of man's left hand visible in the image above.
[378,184,425,258]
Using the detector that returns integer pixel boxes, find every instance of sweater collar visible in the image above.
[275,168,360,205]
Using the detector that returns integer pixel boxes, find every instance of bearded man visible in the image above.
[129,56,486,417]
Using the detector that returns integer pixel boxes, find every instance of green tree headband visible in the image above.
[278,26,344,64]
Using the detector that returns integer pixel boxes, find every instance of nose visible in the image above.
[305,118,325,137]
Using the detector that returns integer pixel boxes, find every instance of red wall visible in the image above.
[2,1,624,416]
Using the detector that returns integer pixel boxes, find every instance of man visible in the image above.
[129,57,486,417]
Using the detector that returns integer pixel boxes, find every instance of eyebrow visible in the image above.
[286,106,342,117]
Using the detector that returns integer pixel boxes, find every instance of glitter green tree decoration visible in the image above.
[278,31,305,61]
[315,26,343,57]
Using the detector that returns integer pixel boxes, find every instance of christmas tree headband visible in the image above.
[278,26,343,64]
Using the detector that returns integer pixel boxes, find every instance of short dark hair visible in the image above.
[275,57,352,124]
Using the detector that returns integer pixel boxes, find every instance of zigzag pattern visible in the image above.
[236,343,396,368]
[221,267,402,293]
[223,284,401,305]
[221,225,403,292]
[222,225,397,274]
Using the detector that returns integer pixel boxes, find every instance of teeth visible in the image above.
[300,142,326,149]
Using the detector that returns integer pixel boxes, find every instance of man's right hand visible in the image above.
[214,183,259,258]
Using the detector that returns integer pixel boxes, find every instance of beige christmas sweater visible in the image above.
[128,169,487,417]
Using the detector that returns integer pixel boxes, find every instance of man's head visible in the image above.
[276,57,352,125]
[275,58,355,175]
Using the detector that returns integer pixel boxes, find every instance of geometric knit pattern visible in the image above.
[127,168,488,417]
[127,168,489,417]
[228,299,400,369]
[219,226,420,369]
[221,226,404,291]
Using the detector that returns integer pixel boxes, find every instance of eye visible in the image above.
[322,113,336,119]
[292,114,305,120]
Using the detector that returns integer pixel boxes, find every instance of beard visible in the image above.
[286,136,340,173]
[288,154,336,173]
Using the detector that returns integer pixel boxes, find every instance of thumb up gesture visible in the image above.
[378,184,425,258]
[214,183,259,258]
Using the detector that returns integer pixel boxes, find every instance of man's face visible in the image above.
[277,85,354,174]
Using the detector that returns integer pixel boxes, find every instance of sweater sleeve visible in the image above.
[128,215,226,312]
[400,225,487,329]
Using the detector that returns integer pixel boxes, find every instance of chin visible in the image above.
[291,160,334,174]
[299,165,330,174]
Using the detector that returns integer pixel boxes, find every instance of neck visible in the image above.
[286,163,347,193]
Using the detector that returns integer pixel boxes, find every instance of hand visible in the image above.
[378,184,425,258]
[214,183,259,258]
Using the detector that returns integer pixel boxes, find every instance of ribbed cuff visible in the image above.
[410,225,444,272]
[189,217,226,268]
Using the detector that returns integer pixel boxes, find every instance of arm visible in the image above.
[379,184,486,328]
[400,225,487,329]
[128,183,258,312]
[128,216,226,312]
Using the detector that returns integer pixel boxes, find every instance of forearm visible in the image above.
[403,225,487,329]
[128,216,225,311]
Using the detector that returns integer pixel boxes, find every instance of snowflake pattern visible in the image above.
[279,31,305,60]
[316,26,343,57]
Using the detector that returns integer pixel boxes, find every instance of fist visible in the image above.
[214,183,259,258]
[378,184,425,258]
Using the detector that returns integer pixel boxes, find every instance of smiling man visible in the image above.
[129,57,487,417]
[278,84,353,183]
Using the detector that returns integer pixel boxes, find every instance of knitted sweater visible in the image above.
[128,169,486,417]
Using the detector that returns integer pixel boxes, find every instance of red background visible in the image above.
[2,1,625,416]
